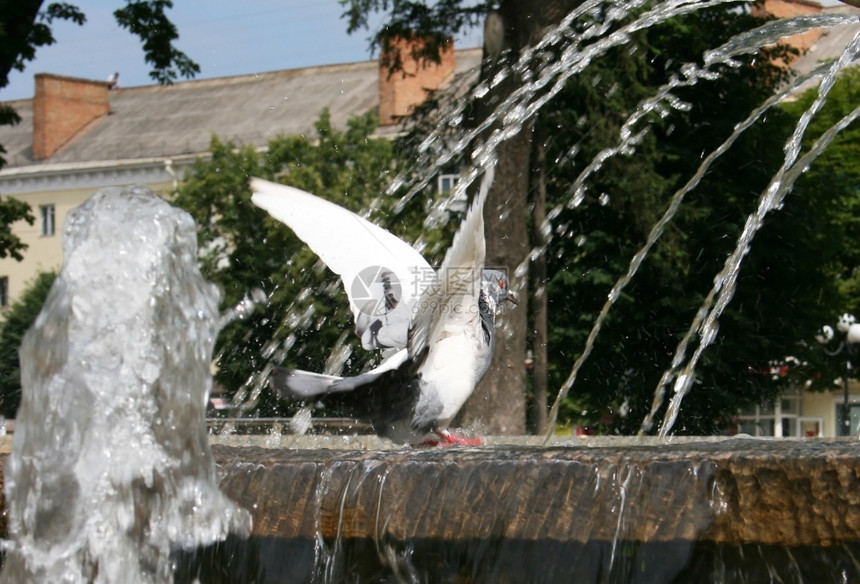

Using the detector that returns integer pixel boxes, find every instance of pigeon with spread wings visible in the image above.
[250,172,516,446]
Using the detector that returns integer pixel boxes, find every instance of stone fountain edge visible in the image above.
[0,435,857,548]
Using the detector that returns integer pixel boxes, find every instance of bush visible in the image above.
[0,271,56,419]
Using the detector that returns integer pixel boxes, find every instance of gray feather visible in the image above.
[270,368,344,399]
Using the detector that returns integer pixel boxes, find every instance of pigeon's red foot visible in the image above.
[417,428,484,448]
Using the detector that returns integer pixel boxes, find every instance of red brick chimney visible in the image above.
[33,73,111,160]
[379,37,456,126]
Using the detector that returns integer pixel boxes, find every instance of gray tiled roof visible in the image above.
[0,49,483,170]
[790,5,860,83]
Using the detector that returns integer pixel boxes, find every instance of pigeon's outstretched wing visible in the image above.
[251,178,431,351]
[408,167,492,360]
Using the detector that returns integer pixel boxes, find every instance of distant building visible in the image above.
[0,47,482,306]
[754,0,860,83]
[752,0,828,67]
[734,374,860,438]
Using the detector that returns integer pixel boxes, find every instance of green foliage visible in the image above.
[0,0,196,93]
[340,0,490,73]
[0,197,34,261]
[0,1,86,90]
[783,66,860,317]
[0,0,199,88]
[0,0,86,170]
[172,109,445,416]
[0,271,56,419]
[113,0,200,84]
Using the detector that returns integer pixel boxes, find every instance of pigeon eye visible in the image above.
[499,280,506,288]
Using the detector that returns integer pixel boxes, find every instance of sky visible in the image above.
[2,0,484,101]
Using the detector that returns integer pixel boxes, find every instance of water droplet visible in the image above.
[514,262,529,279]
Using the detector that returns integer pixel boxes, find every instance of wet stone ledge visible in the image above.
[3,436,860,582]
[209,437,860,548]
[184,436,860,582]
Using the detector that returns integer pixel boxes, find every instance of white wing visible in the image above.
[408,167,492,360]
[250,178,431,351]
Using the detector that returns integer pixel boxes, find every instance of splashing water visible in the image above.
[505,8,860,438]
[221,1,860,440]
[534,11,860,438]
[0,186,251,583]
[384,1,860,438]
[654,27,860,438]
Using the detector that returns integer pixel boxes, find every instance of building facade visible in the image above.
[0,48,482,305]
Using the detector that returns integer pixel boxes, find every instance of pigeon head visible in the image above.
[481,270,518,307]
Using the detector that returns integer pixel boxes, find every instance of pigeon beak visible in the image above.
[505,290,519,305]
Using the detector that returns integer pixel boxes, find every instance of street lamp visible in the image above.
[816,313,860,436]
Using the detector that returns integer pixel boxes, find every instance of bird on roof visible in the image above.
[250,171,516,446]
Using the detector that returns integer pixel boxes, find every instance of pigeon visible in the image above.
[250,172,516,446]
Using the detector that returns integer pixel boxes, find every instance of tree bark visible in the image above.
[458,0,581,435]
[530,137,549,435]
[459,130,531,435]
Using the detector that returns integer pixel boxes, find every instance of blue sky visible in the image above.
[2,0,483,101]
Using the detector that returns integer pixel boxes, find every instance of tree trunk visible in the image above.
[460,130,531,435]
[458,0,581,435]
[530,137,549,435]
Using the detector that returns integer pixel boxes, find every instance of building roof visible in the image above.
[790,4,860,83]
[0,49,484,172]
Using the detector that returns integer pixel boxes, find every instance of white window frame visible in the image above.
[437,173,459,193]
[798,416,824,437]
[736,388,806,437]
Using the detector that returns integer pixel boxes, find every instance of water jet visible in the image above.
[0,186,251,584]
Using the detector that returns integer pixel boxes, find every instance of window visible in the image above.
[837,403,860,436]
[438,173,468,213]
[736,388,813,437]
[438,173,459,193]
[0,277,7,307]
[799,418,822,437]
[40,204,55,236]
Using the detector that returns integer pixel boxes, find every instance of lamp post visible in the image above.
[816,313,860,436]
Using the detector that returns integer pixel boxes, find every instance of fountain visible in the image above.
[1,1,860,583]
[0,186,251,583]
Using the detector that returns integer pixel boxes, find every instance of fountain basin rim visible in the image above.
[209,437,860,547]
[207,433,858,451]
[0,433,855,453]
